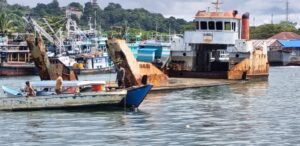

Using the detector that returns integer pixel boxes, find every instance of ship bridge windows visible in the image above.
[200,21,208,30]
[216,21,223,30]
[208,21,215,30]
[198,20,238,31]
[224,22,231,30]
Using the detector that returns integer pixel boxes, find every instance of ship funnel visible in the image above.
[242,12,250,40]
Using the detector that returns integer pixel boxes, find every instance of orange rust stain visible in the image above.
[107,39,168,87]
[138,62,168,87]
[195,11,242,19]
[26,34,77,81]
[228,49,269,80]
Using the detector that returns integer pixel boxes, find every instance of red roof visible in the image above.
[252,39,278,47]
[269,32,300,40]
[195,11,242,19]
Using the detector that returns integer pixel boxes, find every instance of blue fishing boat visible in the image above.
[122,84,153,107]
[1,81,152,111]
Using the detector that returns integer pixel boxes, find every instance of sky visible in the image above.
[6,0,300,27]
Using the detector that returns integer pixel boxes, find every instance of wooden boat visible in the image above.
[0,36,37,76]
[1,81,152,111]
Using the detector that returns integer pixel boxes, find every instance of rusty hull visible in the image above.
[106,39,168,87]
[26,34,77,80]
[228,49,269,80]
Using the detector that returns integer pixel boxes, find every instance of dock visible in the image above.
[151,78,238,93]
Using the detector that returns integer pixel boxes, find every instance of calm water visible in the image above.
[0,67,300,145]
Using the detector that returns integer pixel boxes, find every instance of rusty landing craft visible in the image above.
[106,0,269,86]
[168,1,269,80]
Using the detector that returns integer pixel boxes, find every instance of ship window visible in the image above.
[12,53,17,61]
[225,22,231,30]
[195,21,200,30]
[208,21,215,30]
[216,21,223,30]
[20,46,27,50]
[200,21,207,30]
[232,22,236,31]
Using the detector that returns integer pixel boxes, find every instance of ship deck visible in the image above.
[107,78,239,93]
[151,78,238,92]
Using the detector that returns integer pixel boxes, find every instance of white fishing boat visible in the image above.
[1,80,152,111]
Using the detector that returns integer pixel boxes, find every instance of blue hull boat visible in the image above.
[1,83,152,111]
[122,84,153,108]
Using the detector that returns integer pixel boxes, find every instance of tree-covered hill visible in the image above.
[1,0,300,39]
[250,21,300,39]
[1,0,190,34]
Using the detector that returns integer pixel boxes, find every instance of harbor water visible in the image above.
[0,67,300,145]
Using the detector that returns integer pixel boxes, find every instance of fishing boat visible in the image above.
[7,16,153,112]
[1,80,152,111]
[0,34,37,76]
[64,13,114,75]
[73,52,114,75]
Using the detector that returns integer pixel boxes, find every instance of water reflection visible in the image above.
[24,112,46,144]
[0,67,300,145]
[229,81,269,97]
[179,81,271,144]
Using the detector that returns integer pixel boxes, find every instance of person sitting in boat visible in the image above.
[116,65,125,89]
[55,73,63,94]
[24,81,36,97]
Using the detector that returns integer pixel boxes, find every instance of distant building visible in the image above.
[269,32,300,40]
[265,40,300,66]
[278,40,300,65]
[252,39,280,51]
[64,6,83,19]
[265,32,300,66]
[91,0,97,5]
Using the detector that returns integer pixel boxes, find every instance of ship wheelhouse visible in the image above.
[169,1,267,80]
[185,11,243,72]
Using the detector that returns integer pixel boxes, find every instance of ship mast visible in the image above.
[212,0,222,12]
[286,0,289,22]
[92,0,98,33]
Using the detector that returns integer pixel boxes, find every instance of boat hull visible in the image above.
[73,68,115,75]
[121,84,153,108]
[0,66,37,76]
[0,91,127,111]
[1,84,153,111]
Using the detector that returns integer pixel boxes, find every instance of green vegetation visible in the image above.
[79,2,188,34]
[250,21,299,39]
[1,0,300,40]
[0,0,30,34]
[0,0,192,36]
[0,12,19,34]
[32,0,64,17]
